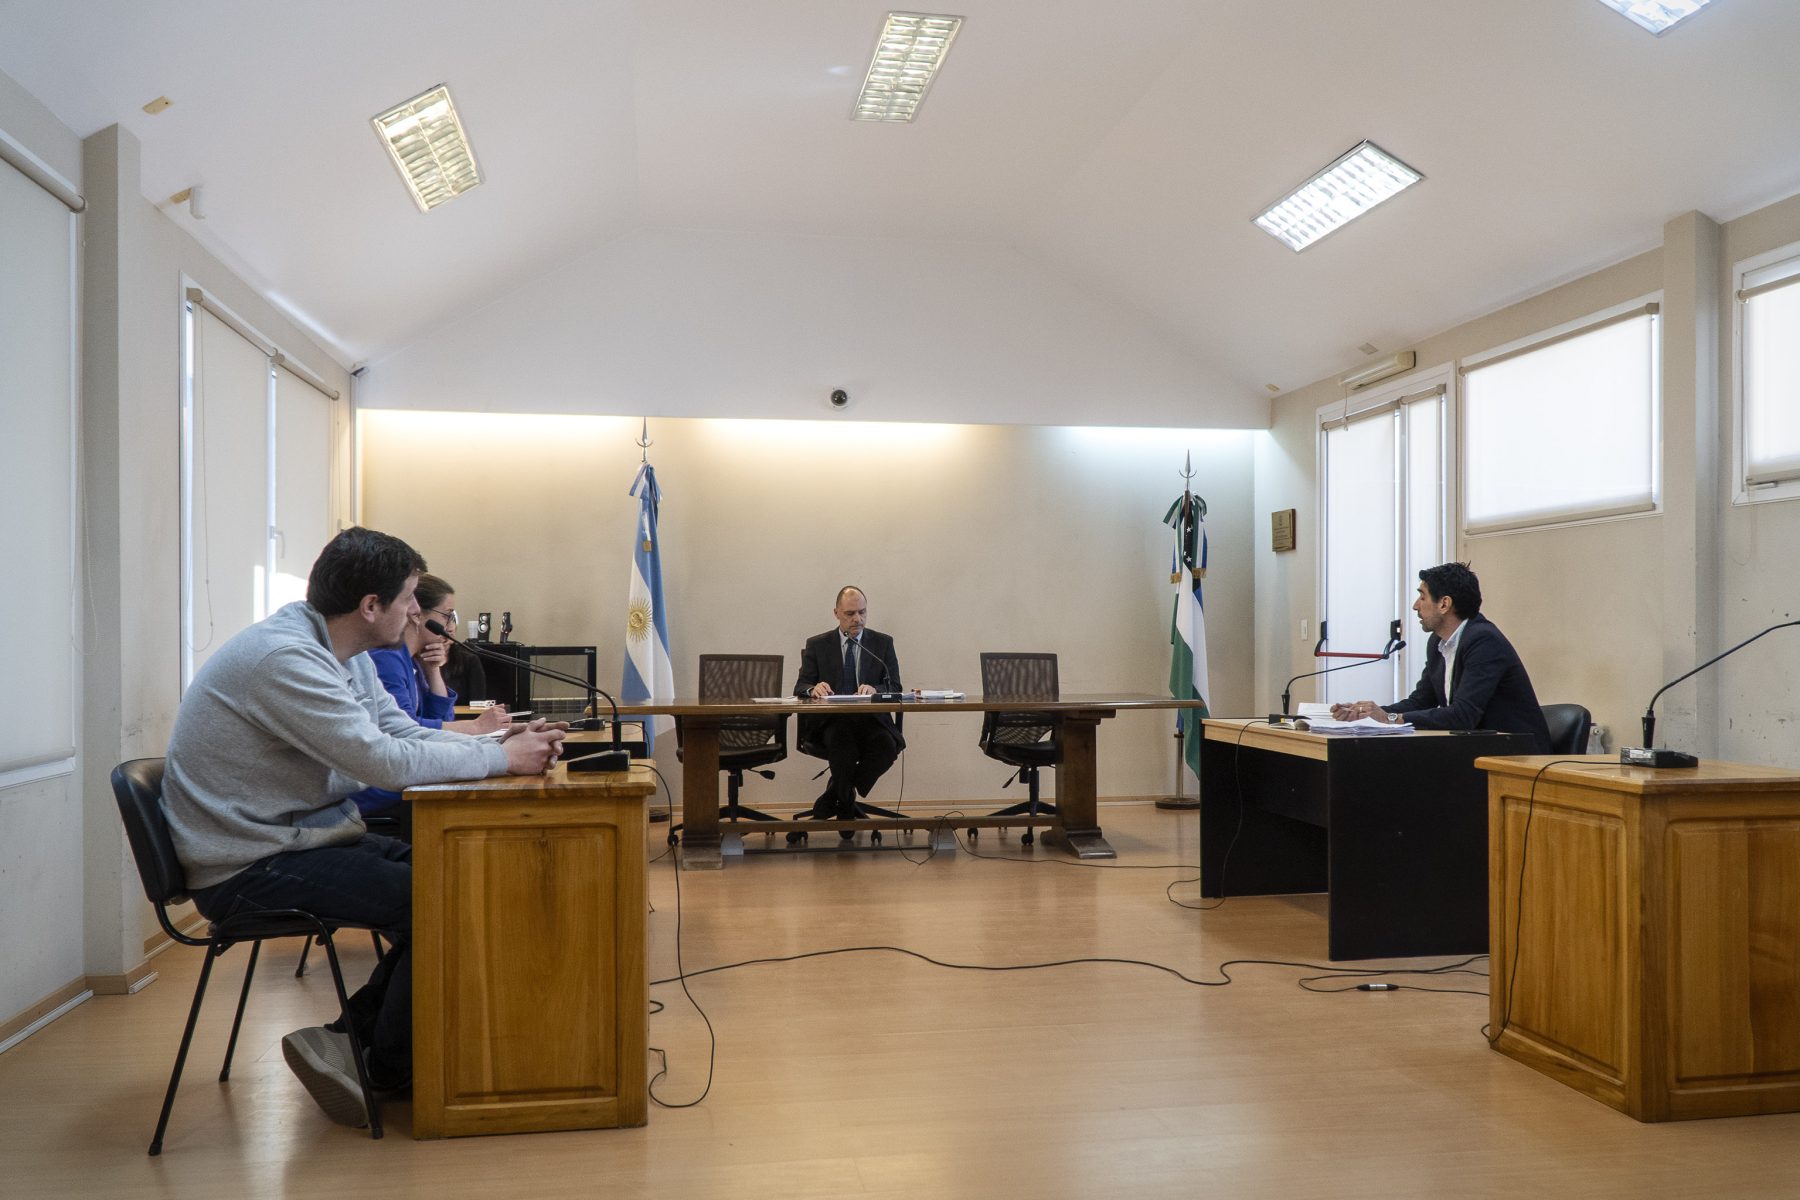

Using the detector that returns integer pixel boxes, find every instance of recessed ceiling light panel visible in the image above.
[1596,0,1712,35]
[371,84,482,213]
[852,12,963,123]
[1253,140,1423,252]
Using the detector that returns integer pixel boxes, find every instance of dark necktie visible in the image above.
[840,638,858,694]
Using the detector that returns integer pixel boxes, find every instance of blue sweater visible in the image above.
[350,646,460,815]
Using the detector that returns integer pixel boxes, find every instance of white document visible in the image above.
[916,689,966,700]
[1302,716,1414,735]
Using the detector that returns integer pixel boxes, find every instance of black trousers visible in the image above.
[817,716,900,816]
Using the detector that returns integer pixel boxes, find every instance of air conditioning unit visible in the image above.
[1339,351,1416,391]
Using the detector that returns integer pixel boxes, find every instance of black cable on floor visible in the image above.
[643,764,716,1108]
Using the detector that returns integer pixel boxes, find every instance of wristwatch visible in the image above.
[1387,712,1401,724]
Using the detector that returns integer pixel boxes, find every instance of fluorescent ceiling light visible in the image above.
[1253,140,1423,252]
[852,12,963,122]
[371,84,482,213]
[1595,0,1712,35]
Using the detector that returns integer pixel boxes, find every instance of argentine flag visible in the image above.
[624,462,675,752]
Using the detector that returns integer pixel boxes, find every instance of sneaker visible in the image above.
[281,1026,370,1128]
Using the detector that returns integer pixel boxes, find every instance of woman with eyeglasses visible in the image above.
[351,573,509,834]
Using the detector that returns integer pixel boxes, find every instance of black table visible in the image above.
[1198,718,1529,960]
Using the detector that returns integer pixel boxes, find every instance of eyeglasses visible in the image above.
[426,606,458,628]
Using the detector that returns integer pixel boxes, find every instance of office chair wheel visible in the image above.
[871,831,882,846]
[1021,830,1035,847]
[967,828,978,839]
[839,829,855,842]
[786,831,808,845]
[667,831,679,846]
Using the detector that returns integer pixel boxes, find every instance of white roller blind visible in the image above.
[1463,310,1659,533]
[272,365,335,609]
[1743,268,1800,485]
[187,308,272,677]
[0,159,77,776]
[1322,412,1398,705]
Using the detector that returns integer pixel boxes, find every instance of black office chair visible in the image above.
[672,654,790,843]
[794,701,906,844]
[973,652,1063,847]
[1541,703,1594,755]
[110,759,384,1154]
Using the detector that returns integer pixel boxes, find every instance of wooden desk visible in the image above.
[1480,755,1800,1122]
[407,763,656,1138]
[621,695,1199,870]
[1199,718,1530,960]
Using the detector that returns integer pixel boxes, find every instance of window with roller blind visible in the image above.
[1316,376,1448,705]
[1461,301,1661,534]
[1735,245,1800,505]
[0,154,79,786]
[180,290,341,686]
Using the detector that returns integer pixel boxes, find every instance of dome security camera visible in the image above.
[829,389,850,409]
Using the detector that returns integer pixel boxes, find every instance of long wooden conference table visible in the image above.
[618,694,1200,869]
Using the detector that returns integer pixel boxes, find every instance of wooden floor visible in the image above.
[7,801,1800,1198]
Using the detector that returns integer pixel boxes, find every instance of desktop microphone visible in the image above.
[1272,631,1405,722]
[1624,617,1800,768]
[828,637,907,702]
[425,619,630,773]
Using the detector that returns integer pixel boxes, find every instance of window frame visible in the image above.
[1458,294,1663,538]
[1315,365,1453,704]
[1732,240,1800,507]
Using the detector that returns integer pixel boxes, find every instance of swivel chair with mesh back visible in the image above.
[793,707,905,845]
[974,651,1063,847]
[671,654,790,843]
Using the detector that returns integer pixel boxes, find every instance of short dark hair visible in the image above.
[415,572,454,614]
[835,585,866,608]
[1419,562,1481,619]
[306,527,427,617]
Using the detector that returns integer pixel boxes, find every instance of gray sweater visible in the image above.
[163,602,507,889]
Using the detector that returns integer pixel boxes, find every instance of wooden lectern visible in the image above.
[1481,755,1800,1122]
[408,762,655,1138]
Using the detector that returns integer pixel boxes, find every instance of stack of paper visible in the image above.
[1301,716,1414,735]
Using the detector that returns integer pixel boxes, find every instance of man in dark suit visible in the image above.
[794,585,906,820]
[1332,562,1551,752]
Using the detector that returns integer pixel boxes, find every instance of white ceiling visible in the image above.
[4,0,1798,399]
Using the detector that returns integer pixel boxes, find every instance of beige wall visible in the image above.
[1718,192,1800,764]
[359,412,1255,811]
[1257,193,1800,766]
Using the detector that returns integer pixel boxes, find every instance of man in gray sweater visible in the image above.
[163,527,565,1128]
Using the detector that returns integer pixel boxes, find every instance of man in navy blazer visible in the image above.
[1333,563,1551,752]
[794,585,905,820]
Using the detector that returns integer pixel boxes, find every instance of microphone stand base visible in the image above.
[568,749,631,773]
[1619,746,1699,768]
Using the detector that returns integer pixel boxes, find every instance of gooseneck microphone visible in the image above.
[1627,617,1800,768]
[1274,622,1406,721]
[426,619,630,773]
[819,637,904,701]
